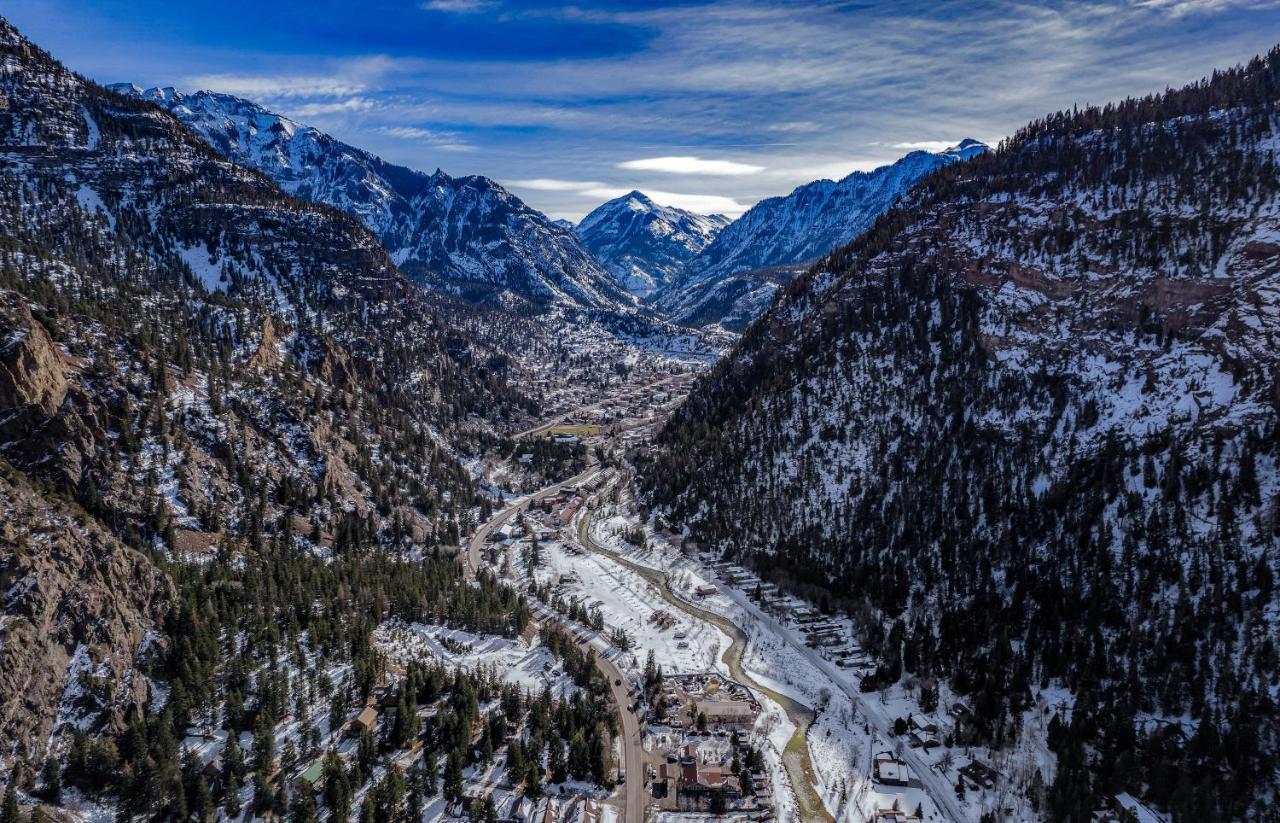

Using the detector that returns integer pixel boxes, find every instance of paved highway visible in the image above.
[464,466,647,821]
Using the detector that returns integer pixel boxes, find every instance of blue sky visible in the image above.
[8,0,1280,219]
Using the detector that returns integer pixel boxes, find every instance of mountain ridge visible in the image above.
[656,140,987,327]
[109,83,634,312]
[640,48,1280,821]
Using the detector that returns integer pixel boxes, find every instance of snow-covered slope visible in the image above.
[658,140,986,325]
[574,190,730,297]
[642,53,1280,821]
[110,85,632,311]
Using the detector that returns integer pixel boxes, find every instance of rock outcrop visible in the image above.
[0,465,171,756]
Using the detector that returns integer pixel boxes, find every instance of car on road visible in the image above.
[614,678,622,686]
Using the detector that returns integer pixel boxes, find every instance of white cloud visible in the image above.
[1132,0,1257,18]
[616,156,765,176]
[290,98,375,116]
[420,0,496,12]
[379,126,475,152]
[184,73,366,99]
[507,178,606,191]
[891,140,962,152]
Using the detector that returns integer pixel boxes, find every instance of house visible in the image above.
[694,584,719,597]
[872,811,922,823]
[960,760,998,789]
[873,756,912,787]
[676,761,743,811]
[201,754,223,783]
[349,705,378,737]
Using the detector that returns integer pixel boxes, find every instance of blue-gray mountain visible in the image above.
[657,140,987,329]
[110,84,631,311]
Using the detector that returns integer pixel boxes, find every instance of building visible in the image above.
[676,761,743,811]
[872,811,922,823]
[873,756,912,787]
[349,705,378,737]
[694,697,758,730]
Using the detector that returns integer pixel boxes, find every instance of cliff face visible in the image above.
[0,466,172,756]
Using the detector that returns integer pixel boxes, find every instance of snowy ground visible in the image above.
[531,536,730,677]
[583,486,1062,823]
[373,621,577,698]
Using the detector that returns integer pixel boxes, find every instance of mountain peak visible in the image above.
[576,190,731,298]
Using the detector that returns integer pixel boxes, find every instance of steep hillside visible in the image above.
[0,17,525,758]
[658,140,986,326]
[657,261,807,332]
[641,50,1280,820]
[574,190,730,297]
[111,85,632,311]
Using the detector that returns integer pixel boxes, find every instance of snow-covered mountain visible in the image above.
[642,52,1280,821]
[574,190,730,298]
[657,140,987,325]
[0,20,531,756]
[110,85,632,311]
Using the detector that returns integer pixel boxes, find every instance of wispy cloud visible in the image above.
[184,73,366,99]
[290,98,375,116]
[1132,0,1264,18]
[380,125,475,152]
[35,0,1280,220]
[616,156,765,175]
[420,0,497,12]
[891,140,962,152]
[508,178,606,191]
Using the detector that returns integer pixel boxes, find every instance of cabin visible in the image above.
[349,705,379,737]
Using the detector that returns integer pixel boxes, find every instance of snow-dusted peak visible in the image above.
[575,190,731,298]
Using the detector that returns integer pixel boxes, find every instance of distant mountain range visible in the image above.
[112,84,985,334]
[111,84,632,311]
[655,140,988,328]
[574,191,730,298]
